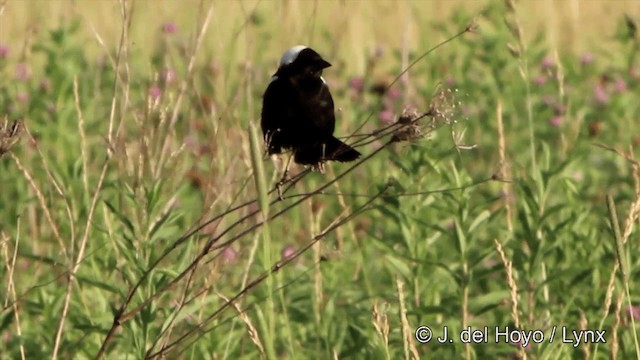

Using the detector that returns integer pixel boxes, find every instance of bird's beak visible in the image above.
[317,59,332,69]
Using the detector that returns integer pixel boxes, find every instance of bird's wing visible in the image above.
[261,78,285,138]
[294,76,336,137]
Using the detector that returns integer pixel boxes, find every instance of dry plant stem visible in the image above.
[593,146,640,357]
[68,0,130,358]
[154,2,215,179]
[311,205,324,325]
[54,123,113,358]
[578,310,591,359]
[25,123,78,259]
[610,292,625,359]
[218,230,264,357]
[150,186,390,358]
[350,115,417,148]
[509,1,537,174]
[216,292,265,356]
[74,76,90,197]
[9,153,68,261]
[242,232,262,290]
[401,5,411,101]
[607,196,629,285]
[371,302,390,360]
[603,262,619,321]
[494,239,525,360]
[396,277,420,360]
[327,166,352,250]
[282,177,493,200]
[2,227,26,360]
[146,265,199,358]
[622,162,640,243]
[606,194,640,359]
[231,0,264,40]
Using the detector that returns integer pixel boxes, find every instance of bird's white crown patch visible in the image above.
[279,45,307,67]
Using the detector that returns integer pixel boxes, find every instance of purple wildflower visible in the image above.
[281,245,296,260]
[149,85,162,99]
[162,22,177,34]
[348,76,365,93]
[614,78,627,93]
[16,92,29,102]
[386,87,401,100]
[593,83,609,105]
[533,75,547,86]
[580,52,594,65]
[16,63,30,81]
[0,44,8,59]
[627,305,640,320]
[222,247,238,262]
[549,116,563,127]
[379,109,395,125]
[540,56,555,70]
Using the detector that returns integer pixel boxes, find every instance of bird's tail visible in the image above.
[294,136,361,165]
[325,136,361,162]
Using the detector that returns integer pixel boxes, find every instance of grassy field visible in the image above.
[1,0,640,359]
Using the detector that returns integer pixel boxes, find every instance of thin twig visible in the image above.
[2,225,26,360]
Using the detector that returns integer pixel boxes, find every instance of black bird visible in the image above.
[261,45,361,167]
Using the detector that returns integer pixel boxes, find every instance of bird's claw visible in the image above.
[276,169,290,201]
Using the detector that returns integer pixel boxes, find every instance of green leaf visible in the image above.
[385,255,412,279]
[454,219,466,257]
[468,210,491,233]
[103,200,136,236]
